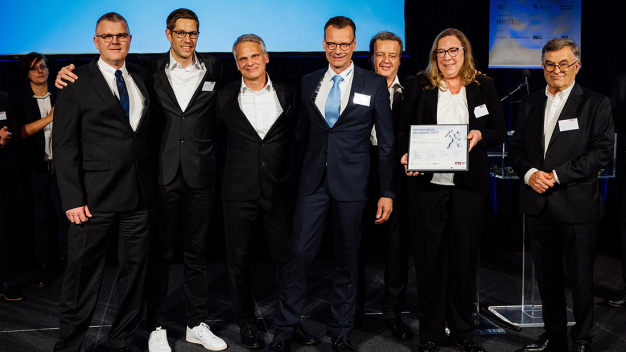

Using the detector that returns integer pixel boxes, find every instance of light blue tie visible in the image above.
[325,74,343,127]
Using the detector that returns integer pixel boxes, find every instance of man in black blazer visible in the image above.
[217,34,317,350]
[269,17,396,352]
[508,39,614,352]
[52,13,153,352]
[355,31,414,340]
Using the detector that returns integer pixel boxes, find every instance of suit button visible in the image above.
[329,130,333,134]
[261,161,266,166]
[135,160,139,164]
[324,150,328,154]
[181,115,185,119]
[180,138,184,142]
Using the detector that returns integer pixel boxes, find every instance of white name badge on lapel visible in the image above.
[202,81,216,92]
[353,93,370,107]
[0,111,6,120]
[558,118,579,132]
[474,104,489,118]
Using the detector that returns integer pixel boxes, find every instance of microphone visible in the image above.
[522,69,531,95]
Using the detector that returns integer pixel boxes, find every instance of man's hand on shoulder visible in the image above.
[55,64,78,89]
[66,205,92,224]
[375,197,393,224]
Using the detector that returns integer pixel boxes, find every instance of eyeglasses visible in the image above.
[172,30,199,39]
[434,47,463,58]
[96,33,130,43]
[29,64,48,72]
[543,61,578,73]
[325,40,354,51]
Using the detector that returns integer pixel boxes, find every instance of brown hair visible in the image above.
[369,31,403,59]
[21,52,48,78]
[95,12,129,35]
[166,8,199,31]
[424,28,477,91]
[324,16,356,38]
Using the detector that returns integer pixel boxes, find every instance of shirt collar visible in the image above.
[240,73,273,94]
[33,92,52,99]
[325,61,354,82]
[545,81,575,99]
[168,50,202,71]
[98,57,127,77]
[390,74,402,90]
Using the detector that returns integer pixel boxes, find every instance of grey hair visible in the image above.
[541,38,580,62]
[232,34,267,59]
[369,31,403,58]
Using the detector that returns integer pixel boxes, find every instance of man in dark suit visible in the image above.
[217,34,317,350]
[55,9,226,351]
[508,39,614,352]
[269,16,396,352]
[52,13,153,352]
[355,31,413,340]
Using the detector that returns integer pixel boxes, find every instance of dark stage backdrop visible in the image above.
[1,1,625,265]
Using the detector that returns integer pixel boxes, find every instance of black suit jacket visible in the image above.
[398,74,507,189]
[0,91,18,163]
[508,82,614,224]
[296,65,396,202]
[149,52,222,188]
[12,85,57,171]
[217,77,296,201]
[53,58,153,212]
[611,72,626,183]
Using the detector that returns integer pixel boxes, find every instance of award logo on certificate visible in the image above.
[407,124,469,172]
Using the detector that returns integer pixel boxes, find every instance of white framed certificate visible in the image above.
[407,124,469,172]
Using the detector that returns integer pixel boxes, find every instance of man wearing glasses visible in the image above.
[508,39,614,352]
[52,12,152,352]
[269,16,395,352]
[56,8,225,352]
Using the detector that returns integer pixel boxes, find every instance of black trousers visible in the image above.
[619,180,626,284]
[223,197,291,327]
[146,170,212,330]
[409,184,485,342]
[527,205,596,344]
[29,167,69,259]
[357,169,409,320]
[54,206,150,351]
[274,172,366,339]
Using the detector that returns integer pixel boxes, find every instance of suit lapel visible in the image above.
[128,65,150,132]
[308,69,327,123]
[88,59,132,130]
[225,82,261,140]
[425,87,438,124]
[336,66,363,123]
[531,93,548,152]
[184,53,212,112]
[465,82,478,124]
[547,83,583,148]
[155,53,183,115]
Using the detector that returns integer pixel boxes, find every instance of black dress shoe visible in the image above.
[266,337,291,352]
[570,343,592,352]
[292,324,319,345]
[418,341,439,352]
[331,335,356,352]
[521,332,568,352]
[450,336,485,352]
[241,323,264,349]
[606,290,626,308]
[384,317,413,340]
[0,281,23,301]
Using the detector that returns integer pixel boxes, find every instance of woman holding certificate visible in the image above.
[398,28,506,352]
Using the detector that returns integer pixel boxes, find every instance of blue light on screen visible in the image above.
[0,0,405,55]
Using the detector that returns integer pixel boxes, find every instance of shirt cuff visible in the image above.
[552,170,560,184]
[524,168,538,185]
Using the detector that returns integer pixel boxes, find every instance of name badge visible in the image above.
[353,93,370,107]
[474,104,488,118]
[202,81,216,92]
[558,118,579,132]
[0,111,6,121]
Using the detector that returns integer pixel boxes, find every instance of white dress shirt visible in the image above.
[523,82,575,185]
[432,85,469,186]
[315,62,355,119]
[238,75,283,140]
[97,58,144,131]
[371,74,403,146]
[34,93,52,160]
[165,50,206,112]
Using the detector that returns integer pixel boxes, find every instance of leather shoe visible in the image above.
[292,324,319,345]
[384,317,413,340]
[570,343,592,352]
[0,281,23,301]
[450,336,485,352]
[266,337,291,352]
[606,290,626,308]
[331,335,356,352]
[418,341,439,352]
[520,332,568,352]
[240,323,264,349]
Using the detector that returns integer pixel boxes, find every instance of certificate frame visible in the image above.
[407,124,469,172]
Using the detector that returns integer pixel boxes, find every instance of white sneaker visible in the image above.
[148,327,171,352]
[186,322,227,351]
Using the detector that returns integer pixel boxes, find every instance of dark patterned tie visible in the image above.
[115,70,129,117]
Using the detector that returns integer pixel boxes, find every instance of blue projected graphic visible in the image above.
[0,0,404,55]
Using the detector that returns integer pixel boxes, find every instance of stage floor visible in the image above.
[1,253,625,352]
